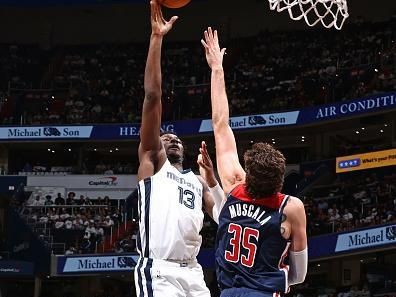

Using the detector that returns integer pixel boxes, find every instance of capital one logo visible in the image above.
[88,176,118,186]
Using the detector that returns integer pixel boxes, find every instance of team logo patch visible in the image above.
[43,127,61,136]
[248,115,267,126]
[117,256,136,268]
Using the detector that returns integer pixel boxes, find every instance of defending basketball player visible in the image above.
[201,27,308,297]
[135,2,221,297]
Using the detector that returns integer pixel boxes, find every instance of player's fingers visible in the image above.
[152,1,160,23]
[214,30,219,44]
[150,1,156,21]
[157,1,165,20]
[168,16,178,25]
[204,30,210,44]
[197,154,203,163]
[221,48,227,56]
[207,27,214,46]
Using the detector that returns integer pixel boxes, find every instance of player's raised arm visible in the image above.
[201,27,245,194]
[138,1,178,180]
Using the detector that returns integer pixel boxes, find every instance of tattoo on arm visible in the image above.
[280,213,287,235]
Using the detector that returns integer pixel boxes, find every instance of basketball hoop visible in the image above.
[268,0,349,30]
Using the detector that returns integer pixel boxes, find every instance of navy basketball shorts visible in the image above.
[221,288,283,297]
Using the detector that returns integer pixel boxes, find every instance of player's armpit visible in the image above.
[137,146,166,181]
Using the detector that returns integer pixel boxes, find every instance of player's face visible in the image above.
[161,134,184,159]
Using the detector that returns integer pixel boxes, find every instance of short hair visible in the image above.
[243,143,286,199]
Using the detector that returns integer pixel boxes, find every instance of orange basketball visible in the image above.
[159,0,191,8]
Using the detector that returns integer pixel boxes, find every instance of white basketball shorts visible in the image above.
[134,257,211,297]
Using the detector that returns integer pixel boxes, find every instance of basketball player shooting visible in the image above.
[134,2,223,297]
[201,27,308,297]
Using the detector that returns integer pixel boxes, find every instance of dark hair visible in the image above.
[243,143,286,199]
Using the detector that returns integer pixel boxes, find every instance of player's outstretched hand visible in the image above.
[197,141,217,187]
[150,0,178,37]
[201,27,226,70]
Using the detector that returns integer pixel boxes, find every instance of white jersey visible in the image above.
[137,159,204,261]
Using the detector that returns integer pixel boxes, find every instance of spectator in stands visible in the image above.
[55,219,65,229]
[65,217,74,229]
[328,203,340,217]
[72,214,84,230]
[54,193,65,205]
[84,196,93,205]
[65,246,76,255]
[77,195,86,205]
[95,223,104,243]
[317,199,329,211]
[31,195,43,206]
[80,237,91,254]
[104,216,114,228]
[44,195,53,206]
[66,192,76,205]
[103,196,110,205]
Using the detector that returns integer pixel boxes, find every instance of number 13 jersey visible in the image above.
[216,184,291,294]
[137,159,204,261]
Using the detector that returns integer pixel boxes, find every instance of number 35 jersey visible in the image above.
[137,159,204,261]
[216,184,291,293]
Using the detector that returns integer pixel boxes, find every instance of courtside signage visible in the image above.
[0,126,93,140]
[308,223,396,260]
[1,92,395,142]
[299,92,396,123]
[335,225,396,252]
[199,111,300,132]
[336,148,396,173]
[57,255,140,274]
[0,261,34,277]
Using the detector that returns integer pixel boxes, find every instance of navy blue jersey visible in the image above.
[216,184,291,294]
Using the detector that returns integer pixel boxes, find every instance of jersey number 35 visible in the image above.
[224,223,259,268]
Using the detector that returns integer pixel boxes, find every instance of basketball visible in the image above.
[159,0,191,9]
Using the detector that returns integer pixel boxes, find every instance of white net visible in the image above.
[268,0,349,30]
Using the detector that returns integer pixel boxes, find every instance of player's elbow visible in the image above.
[288,248,308,286]
[212,113,229,130]
[290,269,307,285]
[144,90,162,102]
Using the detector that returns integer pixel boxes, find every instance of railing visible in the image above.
[20,204,133,255]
